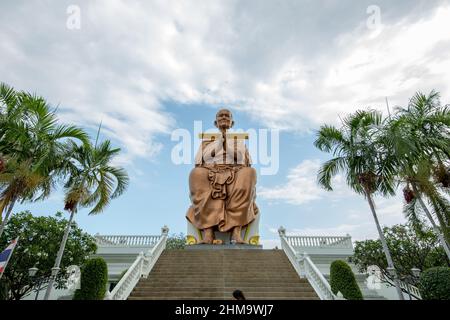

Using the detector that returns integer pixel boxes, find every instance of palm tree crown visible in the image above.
[62,139,129,214]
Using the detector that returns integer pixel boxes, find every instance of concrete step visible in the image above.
[155,258,291,262]
[130,291,319,298]
[138,280,310,287]
[143,276,303,282]
[128,296,320,300]
[145,271,299,276]
[151,265,295,269]
[132,287,316,293]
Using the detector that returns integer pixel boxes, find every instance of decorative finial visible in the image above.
[278,226,286,237]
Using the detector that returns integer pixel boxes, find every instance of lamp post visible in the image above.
[29,267,61,300]
[404,268,421,300]
[28,267,48,300]
[386,267,405,300]
[388,267,421,300]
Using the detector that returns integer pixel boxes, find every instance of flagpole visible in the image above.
[0,237,19,281]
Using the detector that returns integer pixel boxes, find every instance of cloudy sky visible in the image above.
[1,0,450,247]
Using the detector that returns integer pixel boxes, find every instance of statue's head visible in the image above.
[214,108,234,131]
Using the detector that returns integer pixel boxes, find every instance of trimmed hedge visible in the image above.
[418,267,450,300]
[73,257,108,300]
[0,281,8,300]
[330,260,363,300]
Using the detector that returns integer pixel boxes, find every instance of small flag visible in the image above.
[0,238,19,279]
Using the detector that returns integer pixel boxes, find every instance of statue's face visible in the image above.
[215,109,234,130]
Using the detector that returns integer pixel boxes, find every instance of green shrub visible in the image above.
[418,267,450,300]
[330,260,363,300]
[73,257,108,300]
[166,233,185,250]
[0,281,8,300]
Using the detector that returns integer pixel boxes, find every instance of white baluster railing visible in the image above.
[302,254,336,300]
[401,282,421,299]
[379,272,422,300]
[95,235,161,247]
[104,227,169,300]
[280,233,304,278]
[285,235,352,248]
[141,231,167,276]
[105,252,145,300]
[280,230,339,300]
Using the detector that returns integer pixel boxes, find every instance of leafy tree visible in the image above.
[0,211,97,300]
[166,233,186,250]
[383,91,450,254]
[0,82,88,236]
[314,110,404,299]
[350,224,449,286]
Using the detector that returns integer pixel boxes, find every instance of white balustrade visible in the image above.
[286,235,352,248]
[402,283,421,299]
[379,272,422,300]
[95,235,161,246]
[280,233,340,300]
[104,229,168,300]
[302,254,336,300]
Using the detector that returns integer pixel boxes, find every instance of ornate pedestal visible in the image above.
[186,213,261,246]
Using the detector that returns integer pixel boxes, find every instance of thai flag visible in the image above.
[0,238,19,278]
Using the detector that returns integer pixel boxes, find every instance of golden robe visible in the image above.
[186,135,258,232]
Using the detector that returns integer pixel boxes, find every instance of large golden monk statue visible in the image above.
[186,109,259,244]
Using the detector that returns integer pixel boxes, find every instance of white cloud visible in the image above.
[259,159,354,205]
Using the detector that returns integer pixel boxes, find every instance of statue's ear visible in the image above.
[231,120,234,128]
[214,120,218,128]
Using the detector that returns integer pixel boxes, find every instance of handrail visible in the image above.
[142,231,167,276]
[95,235,161,246]
[105,252,145,300]
[280,233,339,300]
[379,272,422,300]
[104,229,168,300]
[302,255,336,300]
[280,233,304,278]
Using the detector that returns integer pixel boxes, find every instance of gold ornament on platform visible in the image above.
[186,235,197,245]
[249,236,260,245]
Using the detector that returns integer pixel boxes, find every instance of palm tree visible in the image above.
[383,91,450,258]
[44,139,129,299]
[314,110,405,300]
[0,84,88,236]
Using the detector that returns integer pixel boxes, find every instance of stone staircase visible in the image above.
[128,249,319,300]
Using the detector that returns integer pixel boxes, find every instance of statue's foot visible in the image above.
[231,226,247,244]
[231,238,248,244]
[199,228,215,244]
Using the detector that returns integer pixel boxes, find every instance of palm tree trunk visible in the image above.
[43,209,76,300]
[366,192,405,300]
[0,197,17,238]
[426,192,450,245]
[411,183,450,260]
